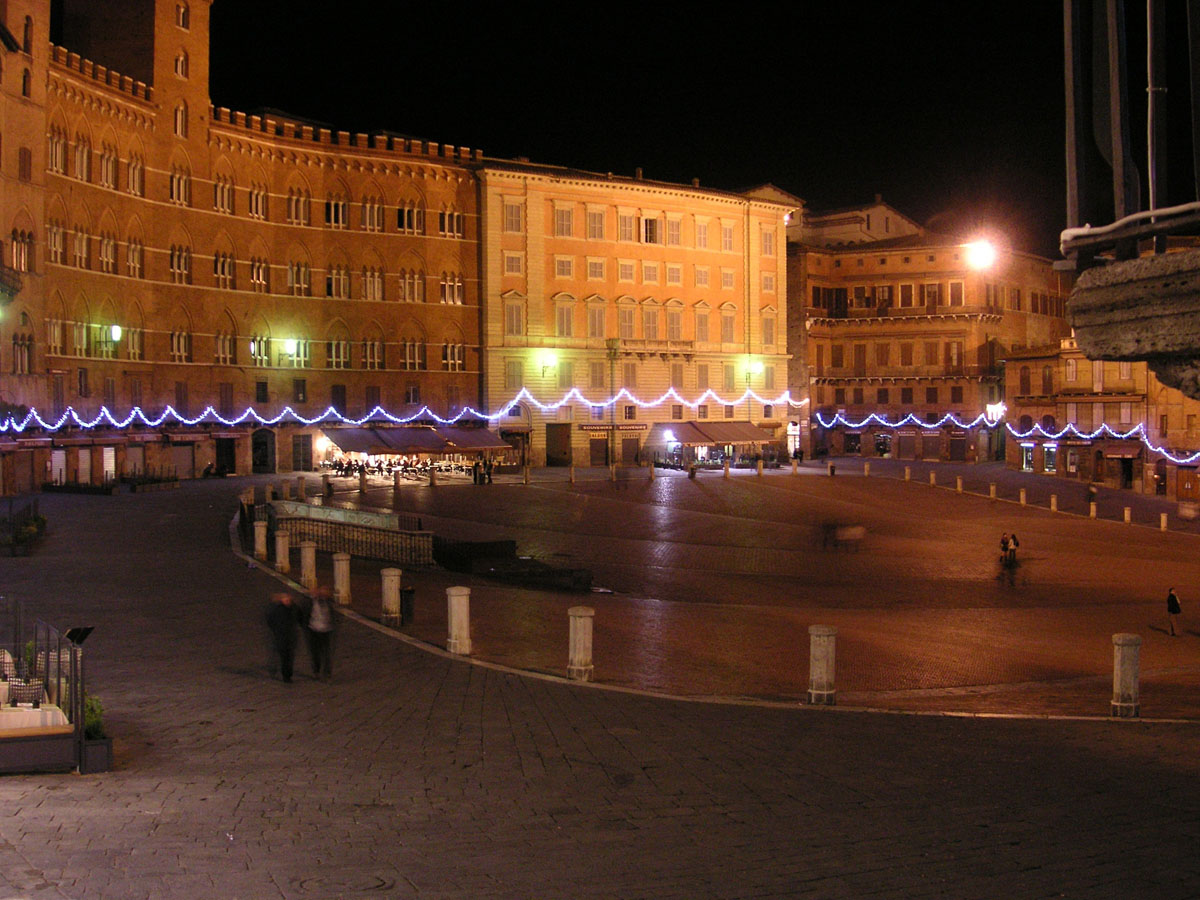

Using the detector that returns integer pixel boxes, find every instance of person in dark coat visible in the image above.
[266,592,300,682]
[1167,587,1182,636]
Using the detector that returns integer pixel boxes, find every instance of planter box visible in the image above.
[80,736,112,774]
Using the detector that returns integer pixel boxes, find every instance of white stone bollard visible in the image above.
[1124,506,1132,524]
[1019,488,1027,506]
[296,475,306,500]
[791,458,798,475]
[989,483,996,499]
[956,476,963,493]
[1050,494,1058,512]
[863,461,870,477]
[724,459,731,479]
[904,466,911,481]
[446,586,471,655]
[381,568,402,628]
[569,464,575,484]
[1090,501,1098,518]
[253,520,268,561]
[333,552,351,606]
[1161,512,1169,531]
[567,606,595,682]
[274,530,290,574]
[358,469,368,493]
[929,470,936,486]
[756,459,763,477]
[650,462,656,481]
[1111,633,1142,717]
[299,540,317,589]
[282,480,292,500]
[807,625,837,705]
[394,470,402,491]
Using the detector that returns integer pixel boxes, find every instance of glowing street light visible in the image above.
[538,349,558,376]
[109,324,122,342]
[965,239,998,270]
[284,338,298,355]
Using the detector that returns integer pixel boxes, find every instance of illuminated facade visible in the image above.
[478,164,795,466]
[1004,337,1200,499]
[0,0,480,490]
[790,200,1071,461]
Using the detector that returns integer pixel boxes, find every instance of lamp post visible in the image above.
[606,338,620,466]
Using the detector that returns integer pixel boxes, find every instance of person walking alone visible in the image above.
[306,588,336,680]
[1167,587,1182,636]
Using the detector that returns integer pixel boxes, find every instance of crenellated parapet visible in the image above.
[48,44,152,103]
[208,106,483,171]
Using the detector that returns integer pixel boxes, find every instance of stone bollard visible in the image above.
[523,465,530,485]
[904,466,911,481]
[296,475,306,501]
[791,458,798,475]
[322,473,331,496]
[1161,512,1169,531]
[1090,501,1098,518]
[827,461,835,477]
[807,625,837,705]
[359,469,368,492]
[429,467,438,487]
[863,461,870,477]
[333,552,351,605]
[569,464,575,484]
[381,568,402,628]
[989,483,996,499]
[724,459,731,479]
[956,475,962,493]
[1111,633,1142,717]
[610,464,616,482]
[567,606,595,682]
[1050,494,1058,512]
[650,462,656,481]
[265,485,275,502]
[756,459,763,477]
[446,586,471,655]
[1019,488,1026,506]
[253,520,268,561]
[299,540,317,589]
[274,530,290,574]
[393,470,402,491]
[929,470,936,487]
[1124,506,1132,524]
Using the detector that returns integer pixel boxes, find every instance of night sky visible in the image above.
[208,3,1069,256]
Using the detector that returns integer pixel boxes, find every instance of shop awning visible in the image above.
[694,422,776,445]
[324,427,394,455]
[435,426,512,451]
[375,427,450,454]
[1103,448,1142,458]
[644,422,713,447]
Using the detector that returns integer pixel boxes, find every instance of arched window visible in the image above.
[23,16,32,53]
[1041,365,1053,395]
[22,69,31,98]
[1018,365,1031,395]
[175,3,190,29]
[173,102,188,137]
[1018,414,1033,432]
[1042,414,1057,431]
[174,50,189,78]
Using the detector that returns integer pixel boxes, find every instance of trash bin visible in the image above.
[400,586,415,624]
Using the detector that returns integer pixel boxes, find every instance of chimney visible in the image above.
[635,167,643,180]
[692,177,700,187]
[874,193,883,204]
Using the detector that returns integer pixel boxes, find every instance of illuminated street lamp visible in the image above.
[965,239,998,270]
[109,324,122,342]
[538,349,559,377]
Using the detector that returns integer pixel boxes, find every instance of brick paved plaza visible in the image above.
[2,467,1199,898]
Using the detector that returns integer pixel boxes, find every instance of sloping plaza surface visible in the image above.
[0,467,1197,898]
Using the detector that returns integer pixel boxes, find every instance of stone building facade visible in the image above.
[478,164,796,466]
[789,200,1072,461]
[0,0,482,491]
[1004,337,1200,499]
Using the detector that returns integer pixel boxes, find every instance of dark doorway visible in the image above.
[252,428,276,474]
[843,433,861,455]
[590,438,608,467]
[621,437,640,465]
[292,434,313,471]
[1120,458,1134,489]
[1155,459,1168,495]
[215,438,237,475]
[546,423,572,466]
[949,436,967,461]
[1093,450,1105,481]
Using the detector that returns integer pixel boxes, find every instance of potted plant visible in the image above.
[80,694,112,774]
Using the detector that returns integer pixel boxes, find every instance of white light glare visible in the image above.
[965,240,997,270]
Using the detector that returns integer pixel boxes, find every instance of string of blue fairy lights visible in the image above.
[3,389,1199,465]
